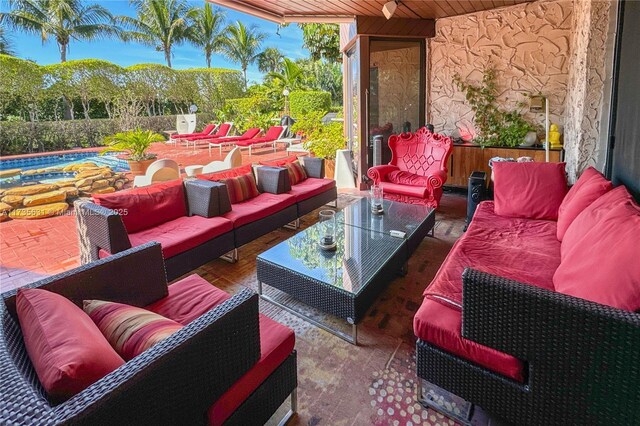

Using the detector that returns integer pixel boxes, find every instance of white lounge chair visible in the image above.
[201,147,242,174]
[132,159,181,188]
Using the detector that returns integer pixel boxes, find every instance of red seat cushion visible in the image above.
[93,179,187,233]
[128,215,233,259]
[146,274,230,324]
[424,201,559,309]
[493,162,568,220]
[16,288,125,402]
[387,170,430,187]
[556,167,612,241]
[414,298,525,382]
[223,193,296,228]
[380,181,429,198]
[288,177,336,202]
[197,164,254,182]
[208,315,295,425]
[554,199,640,311]
[560,185,634,260]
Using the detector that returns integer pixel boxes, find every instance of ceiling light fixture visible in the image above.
[382,0,399,19]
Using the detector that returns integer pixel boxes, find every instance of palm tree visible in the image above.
[267,58,305,90]
[119,0,192,68]
[0,24,17,56]
[188,3,225,68]
[219,20,266,90]
[1,0,115,62]
[257,47,284,73]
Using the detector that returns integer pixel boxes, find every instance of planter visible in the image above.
[325,160,336,180]
[127,158,156,176]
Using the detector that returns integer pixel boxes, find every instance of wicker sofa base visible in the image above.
[297,187,338,217]
[165,232,236,281]
[224,351,297,426]
[234,205,298,247]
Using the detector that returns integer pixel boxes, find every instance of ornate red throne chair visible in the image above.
[367,127,454,208]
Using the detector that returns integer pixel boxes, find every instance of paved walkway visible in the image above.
[0,141,304,292]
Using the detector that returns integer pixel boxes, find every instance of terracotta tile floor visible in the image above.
[0,141,299,292]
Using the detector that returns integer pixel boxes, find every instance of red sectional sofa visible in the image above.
[75,157,337,281]
[415,163,640,425]
[0,243,297,425]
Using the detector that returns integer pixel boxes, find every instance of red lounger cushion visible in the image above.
[288,178,336,202]
[414,298,525,382]
[387,170,430,187]
[84,300,183,361]
[554,199,640,311]
[16,288,125,402]
[260,155,300,167]
[556,167,612,241]
[223,193,296,228]
[93,179,187,233]
[128,215,233,259]
[197,164,253,182]
[560,185,634,260]
[493,162,568,220]
[424,201,559,308]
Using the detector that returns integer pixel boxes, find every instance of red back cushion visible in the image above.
[240,128,261,139]
[561,185,634,260]
[553,200,640,311]
[556,167,612,241]
[212,123,231,137]
[197,164,253,182]
[201,124,216,135]
[16,289,125,402]
[223,173,260,204]
[260,156,300,167]
[285,161,308,185]
[84,300,183,361]
[93,179,187,233]
[493,162,568,220]
[264,126,284,140]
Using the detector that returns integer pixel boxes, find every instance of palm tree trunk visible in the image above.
[206,51,211,68]
[243,67,247,91]
[165,46,172,68]
[59,42,67,62]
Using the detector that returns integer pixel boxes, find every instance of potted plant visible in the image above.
[101,129,164,175]
[303,121,345,179]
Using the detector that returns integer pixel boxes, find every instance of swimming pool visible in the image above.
[0,151,129,188]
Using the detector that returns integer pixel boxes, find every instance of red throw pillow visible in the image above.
[222,173,260,204]
[553,200,640,311]
[93,179,187,233]
[84,300,183,361]
[196,164,253,181]
[387,170,430,187]
[493,162,568,220]
[259,155,300,167]
[16,289,125,402]
[556,167,612,241]
[561,185,634,260]
[285,161,308,185]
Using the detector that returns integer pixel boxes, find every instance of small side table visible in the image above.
[185,165,204,177]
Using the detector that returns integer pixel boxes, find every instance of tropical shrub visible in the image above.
[225,95,274,132]
[102,129,165,161]
[289,91,331,119]
[303,121,345,160]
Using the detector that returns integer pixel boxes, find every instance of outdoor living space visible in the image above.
[1,0,639,425]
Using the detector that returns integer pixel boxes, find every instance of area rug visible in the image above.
[191,192,467,426]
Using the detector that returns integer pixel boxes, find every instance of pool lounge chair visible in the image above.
[185,122,233,149]
[236,126,286,157]
[207,128,261,156]
[132,159,180,188]
[169,123,217,144]
[202,147,243,174]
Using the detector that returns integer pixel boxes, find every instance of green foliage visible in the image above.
[289,91,331,119]
[187,3,226,68]
[297,59,343,106]
[267,58,305,91]
[102,128,165,161]
[0,24,17,56]
[453,68,536,147]
[0,54,44,121]
[224,95,274,132]
[290,111,325,138]
[303,121,345,160]
[219,20,266,89]
[298,24,341,63]
[257,47,284,73]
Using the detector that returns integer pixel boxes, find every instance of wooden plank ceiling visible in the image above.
[209,0,534,22]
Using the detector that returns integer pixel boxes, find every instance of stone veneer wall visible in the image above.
[428,0,573,137]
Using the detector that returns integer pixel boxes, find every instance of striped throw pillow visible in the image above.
[286,161,308,186]
[223,172,260,204]
[83,300,183,361]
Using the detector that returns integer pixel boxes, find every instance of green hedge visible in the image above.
[289,91,331,119]
[0,113,215,155]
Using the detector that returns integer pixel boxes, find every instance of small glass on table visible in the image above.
[318,209,337,251]
[370,185,384,215]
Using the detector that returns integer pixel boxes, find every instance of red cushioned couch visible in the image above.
[0,243,297,425]
[367,127,453,208]
[75,157,336,281]
[414,163,640,425]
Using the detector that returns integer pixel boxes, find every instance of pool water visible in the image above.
[0,151,129,188]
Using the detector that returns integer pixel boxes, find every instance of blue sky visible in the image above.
[1,0,309,84]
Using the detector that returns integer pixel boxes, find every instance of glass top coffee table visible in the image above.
[256,198,435,344]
